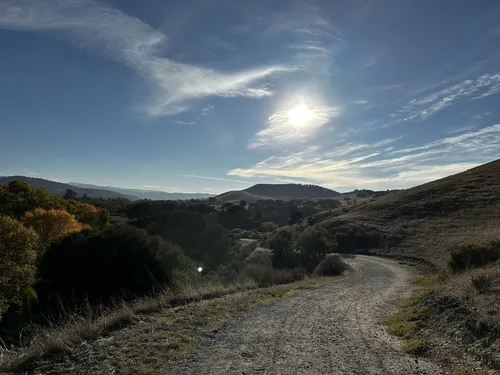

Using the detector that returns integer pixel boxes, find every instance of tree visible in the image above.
[63,201,109,227]
[0,216,39,317]
[267,229,296,269]
[23,208,89,248]
[63,189,77,200]
[288,211,303,225]
[240,200,247,207]
[296,229,335,272]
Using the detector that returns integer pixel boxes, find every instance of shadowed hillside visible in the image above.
[245,184,340,199]
[217,183,339,202]
[311,159,500,267]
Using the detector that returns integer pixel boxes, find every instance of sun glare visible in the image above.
[287,104,313,127]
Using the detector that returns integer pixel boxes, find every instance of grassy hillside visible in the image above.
[0,176,139,200]
[312,159,500,267]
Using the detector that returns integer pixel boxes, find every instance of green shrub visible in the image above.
[244,248,273,267]
[313,254,351,276]
[267,229,297,269]
[448,241,500,272]
[37,224,197,306]
[296,229,335,272]
[238,240,258,261]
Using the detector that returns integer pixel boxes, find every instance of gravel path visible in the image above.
[169,256,445,375]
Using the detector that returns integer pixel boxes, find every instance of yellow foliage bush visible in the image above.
[0,216,39,316]
[23,208,89,247]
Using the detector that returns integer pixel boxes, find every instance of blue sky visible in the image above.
[1,0,500,193]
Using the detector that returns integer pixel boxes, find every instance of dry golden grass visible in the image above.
[315,159,500,267]
[0,277,336,374]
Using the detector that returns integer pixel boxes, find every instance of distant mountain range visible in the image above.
[217,183,341,203]
[0,176,214,201]
[0,176,138,200]
[69,182,214,200]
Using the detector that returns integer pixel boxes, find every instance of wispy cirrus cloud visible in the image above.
[248,104,340,149]
[393,73,500,121]
[229,124,500,189]
[173,105,214,125]
[0,0,290,116]
[23,167,38,176]
[183,174,251,184]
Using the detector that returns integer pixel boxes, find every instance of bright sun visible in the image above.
[287,104,313,127]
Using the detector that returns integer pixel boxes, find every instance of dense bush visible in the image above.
[148,210,231,270]
[0,216,39,318]
[448,241,500,272]
[23,208,89,248]
[314,253,351,276]
[36,224,197,307]
[296,229,335,272]
[244,247,273,267]
[0,181,109,228]
[267,229,297,269]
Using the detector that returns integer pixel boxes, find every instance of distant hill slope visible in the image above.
[0,176,139,200]
[217,183,340,202]
[70,182,214,200]
[310,159,500,267]
[245,184,340,199]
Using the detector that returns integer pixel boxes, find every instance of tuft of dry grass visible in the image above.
[403,338,429,356]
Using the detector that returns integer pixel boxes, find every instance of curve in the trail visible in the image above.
[168,256,445,375]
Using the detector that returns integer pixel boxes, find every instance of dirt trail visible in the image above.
[169,256,445,375]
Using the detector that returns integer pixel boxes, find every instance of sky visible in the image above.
[1,0,500,194]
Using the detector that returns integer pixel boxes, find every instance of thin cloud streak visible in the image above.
[393,73,500,121]
[0,0,291,116]
[184,174,252,184]
[229,125,500,189]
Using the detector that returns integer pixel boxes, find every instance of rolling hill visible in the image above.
[217,183,340,202]
[308,159,500,267]
[0,176,139,200]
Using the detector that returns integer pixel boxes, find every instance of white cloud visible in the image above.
[394,74,500,121]
[0,0,290,116]
[229,125,500,189]
[22,167,38,176]
[183,174,251,184]
[173,105,214,125]
[248,105,340,149]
